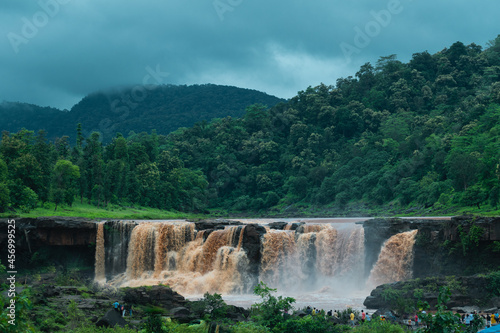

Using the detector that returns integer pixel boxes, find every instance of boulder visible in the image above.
[96,309,127,328]
[268,222,288,230]
[225,305,248,322]
[364,275,500,311]
[294,310,307,317]
[193,219,243,231]
[169,307,192,323]
[123,285,187,309]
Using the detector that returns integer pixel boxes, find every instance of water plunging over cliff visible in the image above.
[94,222,105,283]
[367,229,418,287]
[94,219,418,298]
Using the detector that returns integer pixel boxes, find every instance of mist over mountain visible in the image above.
[0,84,285,142]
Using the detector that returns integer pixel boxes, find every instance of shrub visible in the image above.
[352,320,405,332]
[276,315,340,333]
[190,292,228,322]
[230,321,271,333]
[250,282,295,329]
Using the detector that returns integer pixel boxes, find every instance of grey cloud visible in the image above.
[1,0,499,109]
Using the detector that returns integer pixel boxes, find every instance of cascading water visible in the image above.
[260,230,299,289]
[101,222,252,295]
[94,222,105,283]
[258,224,366,294]
[95,219,417,307]
[104,220,137,279]
[367,229,418,288]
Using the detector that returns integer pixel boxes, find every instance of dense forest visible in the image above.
[1,36,500,215]
[0,84,284,143]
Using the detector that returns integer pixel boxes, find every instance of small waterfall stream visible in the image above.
[367,229,418,288]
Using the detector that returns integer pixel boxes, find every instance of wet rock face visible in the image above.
[363,276,500,311]
[0,217,97,246]
[103,220,138,279]
[240,223,266,276]
[193,219,243,231]
[363,216,500,279]
[0,217,98,269]
[122,285,187,309]
[445,216,500,241]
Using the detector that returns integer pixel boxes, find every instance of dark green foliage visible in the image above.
[190,292,228,322]
[51,159,80,211]
[0,289,36,332]
[276,315,339,333]
[2,37,500,214]
[417,286,484,333]
[487,271,500,296]
[0,84,284,143]
[143,312,164,333]
[251,282,295,329]
[458,224,484,256]
[352,320,405,333]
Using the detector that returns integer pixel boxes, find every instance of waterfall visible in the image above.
[94,222,105,283]
[97,220,416,296]
[260,230,300,289]
[259,224,365,293]
[111,223,251,295]
[104,220,137,278]
[367,229,418,288]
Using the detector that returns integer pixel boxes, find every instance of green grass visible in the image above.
[2,199,499,220]
[4,201,206,220]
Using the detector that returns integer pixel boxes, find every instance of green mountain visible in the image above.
[0,84,285,142]
[2,36,500,216]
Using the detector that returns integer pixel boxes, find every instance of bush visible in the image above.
[230,322,270,333]
[352,319,405,332]
[190,292,228,322]
[487,271,500,296]
[70,326,137,333]
[250,282,295,329]
[276,315,340,333]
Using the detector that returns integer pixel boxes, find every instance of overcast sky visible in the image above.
[1,0,499,110]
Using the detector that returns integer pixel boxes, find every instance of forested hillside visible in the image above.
[0,84,284,143]
[1,37,500,216]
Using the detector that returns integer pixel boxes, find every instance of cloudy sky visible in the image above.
[1,0,500,110]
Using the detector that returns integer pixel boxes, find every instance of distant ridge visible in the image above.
[0,84,285,142]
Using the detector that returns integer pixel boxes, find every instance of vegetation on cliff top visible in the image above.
[2,36,500,217]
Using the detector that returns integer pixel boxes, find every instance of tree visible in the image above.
[83,132,104,204]
[0,158,9,212]
[51,160,80,211]
[32,130,56,203]
[9,154,43,195]
[244,104,270,133]
[461,184,488,209]
[446,151,480,191]
[251,282,295,329]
